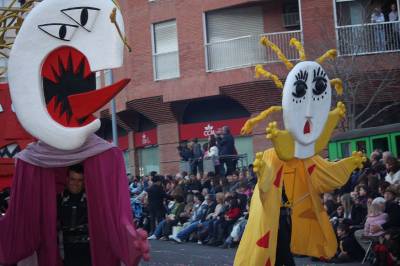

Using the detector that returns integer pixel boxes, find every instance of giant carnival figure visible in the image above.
[234,37,365,266]
[0,0,149,265]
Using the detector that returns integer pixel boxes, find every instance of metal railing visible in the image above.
[337,21,400,56]
[179,154,249,174]
[153,50,180,80]
[205,30,302,72]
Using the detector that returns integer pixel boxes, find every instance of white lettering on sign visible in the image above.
[203,124,215,137]
[142,133,150,145]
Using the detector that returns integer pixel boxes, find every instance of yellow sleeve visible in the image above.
[308,155,359,194]
[257,149,281,193]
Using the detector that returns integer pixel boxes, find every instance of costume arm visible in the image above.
[241,106,282,134]
[314,101,346,154]
[266,121,295,161]
[310,152,365,194]
[253,149,278,193]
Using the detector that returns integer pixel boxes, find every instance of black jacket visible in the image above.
[382,200,400,230]
[218,134,235,156]
[146,184,170,213]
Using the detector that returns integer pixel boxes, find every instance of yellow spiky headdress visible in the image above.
[255,36,343,96]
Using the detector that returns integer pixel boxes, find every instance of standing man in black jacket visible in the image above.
[146,175,171,234]
[218,126,236,176]
[191,138,204,176]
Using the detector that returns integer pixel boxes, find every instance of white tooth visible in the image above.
[7,143,18,154]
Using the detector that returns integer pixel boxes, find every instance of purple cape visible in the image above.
[0,135,149,265]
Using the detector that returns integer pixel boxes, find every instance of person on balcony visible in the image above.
[389,3,400,49]
[371,7,386,51]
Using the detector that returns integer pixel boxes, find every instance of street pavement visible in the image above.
[141,240,363,266]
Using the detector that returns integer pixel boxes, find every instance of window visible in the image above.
[372,136,389,152]
[283,0,300,28]
[340,142,352,157]
[152,20,180,80]
[205,6,264,71]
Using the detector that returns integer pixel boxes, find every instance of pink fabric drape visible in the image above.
[0,147,149,266]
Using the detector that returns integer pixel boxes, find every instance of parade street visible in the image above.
[141,241,363,266]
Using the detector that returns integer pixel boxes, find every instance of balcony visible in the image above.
[205,30,302,72]
[337,21,400,56]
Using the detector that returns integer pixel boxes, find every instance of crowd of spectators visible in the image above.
[0,148,399,265]
[129,149,400,265]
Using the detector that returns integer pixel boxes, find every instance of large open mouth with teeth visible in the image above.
[41,46,130,127]
[0,143,21,159]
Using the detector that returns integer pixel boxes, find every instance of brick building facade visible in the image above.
[98,0,400,175]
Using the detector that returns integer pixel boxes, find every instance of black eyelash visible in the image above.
[295,70,308,82]
[313,67,327,81]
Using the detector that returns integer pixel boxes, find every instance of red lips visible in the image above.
[303,120,311,134]
[41,46,130,127]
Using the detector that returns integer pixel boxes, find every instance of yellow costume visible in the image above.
[234,38,365,266]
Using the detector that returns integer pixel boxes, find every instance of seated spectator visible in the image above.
[371,185,400,234]
[178,193,194,224]
[385,157,400,184]
[148,195,185,240]
[187,174,202,194]
[169,194,214,243]
[221,199,250,249]
[197,192,226,244]
[363,197,388,237]
[331,223,365,263]
[373,232,397,266]
[234,183,249,211]
[207,196,241,246]
[247,164,257,187]
[354,197,388,252]
[209,176,222,195]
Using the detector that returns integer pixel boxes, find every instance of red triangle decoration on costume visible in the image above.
[265,258,271,266]
[256,231,270,248]
[308,164,316,175]
[273,166,283,188]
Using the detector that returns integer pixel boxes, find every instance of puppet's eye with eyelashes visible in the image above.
[292,70,308,99]
[38,23,78,41]
[292,80,307,98]
[61,7,100,32]
[312,67,328,96]
[313,77,327,96]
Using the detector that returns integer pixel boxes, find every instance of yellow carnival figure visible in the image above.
[234,37,365,266]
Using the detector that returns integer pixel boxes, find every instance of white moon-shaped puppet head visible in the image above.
[282,61,332,159]
[8,0,130,150]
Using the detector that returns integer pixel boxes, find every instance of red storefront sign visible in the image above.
[179,117,248,141]
[134,129,158,148]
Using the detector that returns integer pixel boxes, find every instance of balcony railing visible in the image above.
[337,21,400,56]
[205,30,302,72]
